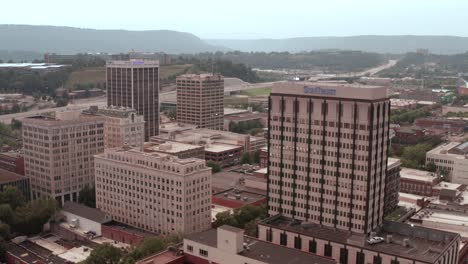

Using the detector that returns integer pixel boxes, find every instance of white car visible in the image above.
[367,236,385,245]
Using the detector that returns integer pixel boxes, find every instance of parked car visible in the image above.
[367,236,384,245]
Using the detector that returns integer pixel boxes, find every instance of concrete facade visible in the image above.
[258,216,460,264]
[22,110,105,204]
[98,107,145,150]
[426,142,468,185]
[95,146,212,235]
[106,60,160,139]
[267,82,390,234]
[177,74,224,130]
[384,158,401,216]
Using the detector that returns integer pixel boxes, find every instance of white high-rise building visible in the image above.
[267,82,390,234]
[94,146,212,235]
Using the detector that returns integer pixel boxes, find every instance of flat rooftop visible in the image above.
[6,241,68,264]
[144,141,203,154]
[224,107,250,116]
[428,142,467,159]
[434,181,462,191]
[272,81,388,101]
[261,215,459,263]
[185,228,335,264]
[104,221,156,238]
[411,208,468,238]
[211,171,268,194]
[0,168,27,184]
[136,250,184,264]
[213,188,266,206]
[400,168,438,183]
[387,157,401,169]
[205,143,242,153]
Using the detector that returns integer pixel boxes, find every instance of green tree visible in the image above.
[240,152,252,165]
[207,161,221,173]
[0,204,15,225]
[78,185,96,208]
[0,186,25,210]
[252,150,260,164]
[0,222,10,239]
[13,197,57,235]
[10,119,22,130]
[83,243,123,264]
[400,143,433,169]
[426,161,437,172]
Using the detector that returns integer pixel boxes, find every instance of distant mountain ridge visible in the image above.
[0,24,224,55]
[1,25,468,58]
[206,36,468,55]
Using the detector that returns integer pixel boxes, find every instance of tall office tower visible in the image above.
[22,110,105,204]
[95,146,212,235]
[267,82,390,234]
[106,60,159,139]
[176,74,224,130]
[97,107,145,150]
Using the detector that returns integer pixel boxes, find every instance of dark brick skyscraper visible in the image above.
[106,60,160,138]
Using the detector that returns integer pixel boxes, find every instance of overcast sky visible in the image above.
[2,0,467,39]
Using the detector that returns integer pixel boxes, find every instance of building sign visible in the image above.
[304,86,336,96]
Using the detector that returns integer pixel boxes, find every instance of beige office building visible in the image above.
[176,74,224,130]
[426,142,468,185]
[97,107,145,150]
[268,82,390,234]
[22,110,105,204]
[94,146,212,235]
[106,60,159,139]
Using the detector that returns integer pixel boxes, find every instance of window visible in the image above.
[266,229,273,242]
[309,240,317,253]
[186,245,193,252]
[280,233,287,246]
[199,249,208,257]
[356,252,365,264]
[373,255,382,264]
[294,236,302,249]
[324,244,332,257]
[340,248,348,264]
[391,259,400,264]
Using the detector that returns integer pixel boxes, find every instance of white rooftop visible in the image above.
[428,142,467,160]
[400,168,438,183]
[205,143,241,153]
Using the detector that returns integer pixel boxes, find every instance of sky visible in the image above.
[1,0,467,39]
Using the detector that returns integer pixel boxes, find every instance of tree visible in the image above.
[13,197,57,235]
[240,152,252,165]
[400,143,433,169]
[78,185,96,208]
[0,186,25,210]
[0,204,15,225]
[0,222,10,239]
[83,243,123,264]
[10,119,22,130]
[252,150,260,164]
[207,161,221,173]
[426,161,437,172]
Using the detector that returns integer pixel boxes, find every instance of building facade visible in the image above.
[267,82,390,234]
[400,168,440,196]
[426,142,468,185]
[0,168,30,200]
[22,111,105,204]
[95,146,212,235]
[258,216,460,264]
[106,60,160,139]
[0,152,24,175]
[176,74,224,130]
[97,107,145,150]
[183,225,335,264]
[384,158,401,216]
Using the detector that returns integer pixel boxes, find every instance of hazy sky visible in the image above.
[2,0,467,39]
